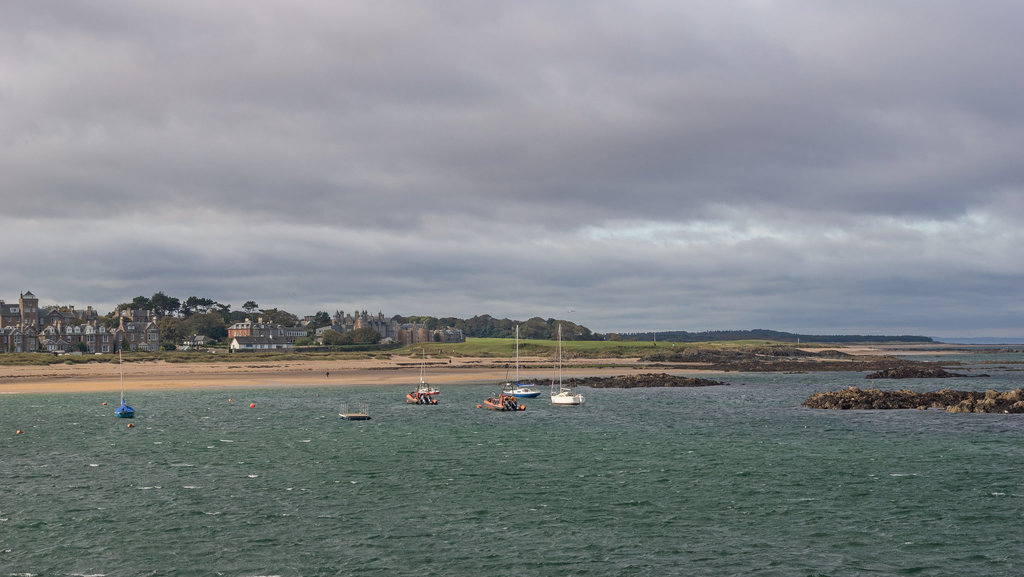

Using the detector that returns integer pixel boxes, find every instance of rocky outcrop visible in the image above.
[556,373,729,389]
[641,347,942,373]
[865,367,968,379]
[802,387,1024,413]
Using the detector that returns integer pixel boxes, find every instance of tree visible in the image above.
[242,301,259,315]
[215,303,234,323]
[259,308,298,326]
[187,312,228,341]
[131,295,152,310]
[320,329,350,346]
[520,317,552,340]
[158,316,188,349]
[149,291,180,318]
[182,296,217,317]
[310,311,332,330]
[349,327,382,345]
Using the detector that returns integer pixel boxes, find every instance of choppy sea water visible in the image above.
[2,364,1023,576]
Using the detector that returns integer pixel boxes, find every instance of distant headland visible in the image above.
[620,329,933,344]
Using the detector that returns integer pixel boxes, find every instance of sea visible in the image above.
[2,354,1022,576]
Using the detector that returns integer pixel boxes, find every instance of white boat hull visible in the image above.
[551,391,584,405]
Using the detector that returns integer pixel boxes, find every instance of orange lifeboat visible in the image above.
[480,392,524,412]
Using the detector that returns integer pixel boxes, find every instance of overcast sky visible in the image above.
[3,1,1022,339]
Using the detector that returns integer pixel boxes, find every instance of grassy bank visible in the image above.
[0,337,832,367]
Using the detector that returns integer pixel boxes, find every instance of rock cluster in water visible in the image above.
[865,367,969,379]
[558,373,729,388]
[802,387,1024,413]
[641,346,948,373]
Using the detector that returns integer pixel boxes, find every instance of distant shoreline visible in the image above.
[0,344,978,395]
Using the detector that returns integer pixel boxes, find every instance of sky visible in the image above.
[2,1,1022,339]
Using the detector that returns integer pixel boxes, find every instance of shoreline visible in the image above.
[0,344,977,395]
[0,356,666,395]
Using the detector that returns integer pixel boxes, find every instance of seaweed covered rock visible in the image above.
[641,347,936,373]
[559,373,729,389]
[865,366,968,379]
[802,387,1024,413]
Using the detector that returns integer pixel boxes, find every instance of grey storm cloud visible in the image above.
[2,1,1022,338]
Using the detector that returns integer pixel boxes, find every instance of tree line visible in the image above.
[92,292,600,350]
[392,314,600,341]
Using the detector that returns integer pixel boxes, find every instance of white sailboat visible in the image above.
[502,325,540,398]
[551,324,584,406]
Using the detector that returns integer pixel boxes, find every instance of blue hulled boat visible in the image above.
[114,398,135,418]
[114,349,135,419]
[501,325,541,398]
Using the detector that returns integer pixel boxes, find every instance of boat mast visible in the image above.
[515,325,520,383]
[119,347,125,403]
[557,323,563,389]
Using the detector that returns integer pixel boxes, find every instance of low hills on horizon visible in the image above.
[619,329,934,344]
[401,316,937,344]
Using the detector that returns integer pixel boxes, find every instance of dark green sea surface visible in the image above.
[2,368,1022,576]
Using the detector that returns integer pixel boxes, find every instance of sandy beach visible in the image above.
[0,355,654,395]
[0,343,972,395]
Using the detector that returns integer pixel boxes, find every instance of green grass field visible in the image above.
[0,337,805,366]
[393,337,796,359]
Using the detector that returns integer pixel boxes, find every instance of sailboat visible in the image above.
[551,324,584,406]
[501,325,541,398]
[114,348,135,418]
[406,348,439,405]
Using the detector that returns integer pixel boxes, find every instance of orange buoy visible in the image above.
[16,430,23,435]
[229,398,234,402]
[127,423,135,428]
[477,404,482,408]
[102,402,108,406]
[250,403,256,408]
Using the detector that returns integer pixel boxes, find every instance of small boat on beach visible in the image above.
[502,325,541,398]
[406,349,439,405]
[114,349,135,418]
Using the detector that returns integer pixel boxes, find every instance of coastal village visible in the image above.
[0,290,464,354]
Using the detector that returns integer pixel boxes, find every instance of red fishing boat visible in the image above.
[406,349,439,405]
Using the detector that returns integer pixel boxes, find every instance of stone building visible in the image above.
[116,316,161,352]
[320,309,464,345]
[227,318,308,350]
[0,290,159,353]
